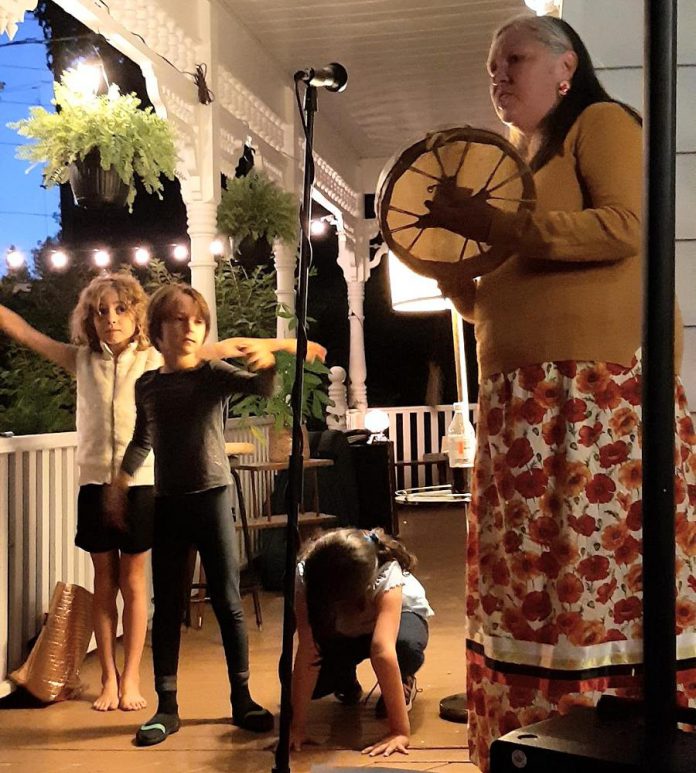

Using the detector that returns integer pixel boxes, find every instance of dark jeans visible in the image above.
[152,486,248,687]
[312,610,429,699]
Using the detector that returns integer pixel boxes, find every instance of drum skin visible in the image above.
[376,127,535,268]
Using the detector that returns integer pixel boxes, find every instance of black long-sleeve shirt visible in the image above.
[121,360,274,496]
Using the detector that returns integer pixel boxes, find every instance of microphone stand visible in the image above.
[273,82,316,773]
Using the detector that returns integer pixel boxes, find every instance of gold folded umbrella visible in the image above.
[10,581,93,703]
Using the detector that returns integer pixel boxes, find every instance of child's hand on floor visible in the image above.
[362,732,410,757]
[289,724,316,752]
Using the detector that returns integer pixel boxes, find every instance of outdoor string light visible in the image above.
[172,244,189,262]
[6,246,24,270]
[209,238,225,256]
[93,249,110,268]
[134,247,151,266]
[50,250,69,270]
[69,61,102,98]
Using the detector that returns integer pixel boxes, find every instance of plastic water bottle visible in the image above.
[447,401,476,468]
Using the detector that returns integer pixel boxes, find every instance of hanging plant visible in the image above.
[217,171,298,267]
[8,68,178,211]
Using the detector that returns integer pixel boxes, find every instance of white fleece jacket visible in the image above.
[75,343,161,486]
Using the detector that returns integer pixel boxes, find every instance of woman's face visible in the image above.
[92,288,137,355]
[487,27,577,136]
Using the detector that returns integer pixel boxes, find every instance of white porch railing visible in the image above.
[0,417,271,697]
[0,406,469,696]
[355,404,477,490]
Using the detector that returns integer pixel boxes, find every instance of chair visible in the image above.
[187,442,264,630]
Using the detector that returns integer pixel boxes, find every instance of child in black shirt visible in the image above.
[112,283,325,746]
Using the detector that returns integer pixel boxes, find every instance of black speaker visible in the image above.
[349,440,398,535]
[491,706,696,772]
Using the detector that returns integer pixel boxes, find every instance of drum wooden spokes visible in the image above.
[376,127,535,266]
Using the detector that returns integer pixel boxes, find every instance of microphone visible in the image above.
[294,62,348,92]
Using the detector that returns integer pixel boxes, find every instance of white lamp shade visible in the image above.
[365,409,390,434]
[388,251,450,313]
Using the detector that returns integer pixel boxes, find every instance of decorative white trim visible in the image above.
[107,0,197,74]
[220,128,243,161]
[0,0,34,39]
[160,83,196,127]
[217,66,286,153]
[307,147,360,219]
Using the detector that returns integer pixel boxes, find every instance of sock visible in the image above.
[157,689,178,716]
[135,682,180,747]
[135,710,180,747]
[230,674,273,733]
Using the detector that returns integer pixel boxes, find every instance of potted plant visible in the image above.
[217,171,298,268]
[231,350,333,462]
[9,68,177,211]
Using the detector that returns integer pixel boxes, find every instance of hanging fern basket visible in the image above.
[233,234,274,269]
[68,149,130,209]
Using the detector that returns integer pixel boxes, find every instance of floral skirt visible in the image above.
[466,357,696,773]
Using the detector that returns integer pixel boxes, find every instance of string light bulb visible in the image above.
[6,246,24,270]
[62,61,103,101]
[94,249,110,268]
[50,250,69,270]
[172,244,189,262]
[134,247,150,266]
[209,238,225,256]
[310,219,328,236]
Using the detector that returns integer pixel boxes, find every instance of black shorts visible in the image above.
[75,484,155,555]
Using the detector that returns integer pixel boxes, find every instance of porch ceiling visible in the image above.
[218,0,529,162]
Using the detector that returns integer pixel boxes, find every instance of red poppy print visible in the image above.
[466,362,696,773]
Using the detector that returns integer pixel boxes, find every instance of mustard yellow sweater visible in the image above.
[453,102,682,379]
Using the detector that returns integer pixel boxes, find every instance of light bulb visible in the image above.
[311,219,327,236]
[50,250,68,269]
[209,238,225,256]
[365,409,390,434]
[172,244,189,261]
[134,247,150,266]
[6,248,24,270]
[63,62,102,99]
[94,249,110,268]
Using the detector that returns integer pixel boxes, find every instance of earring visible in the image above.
[558,80,570,97]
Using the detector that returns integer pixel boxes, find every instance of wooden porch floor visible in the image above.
[0,505,477,772]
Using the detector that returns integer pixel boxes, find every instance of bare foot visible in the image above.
[119,680,147,711]
[93,678,120,711]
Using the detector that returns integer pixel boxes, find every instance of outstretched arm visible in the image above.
[363,587,410,758]
[202,337,327,370]
[0,303,77,374]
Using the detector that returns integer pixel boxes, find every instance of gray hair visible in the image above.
[492,13,573,55]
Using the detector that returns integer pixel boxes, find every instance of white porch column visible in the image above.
[337,221,377,412]
[346,278,368,411]
[186,200,219,341]
[273,239,296,338]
